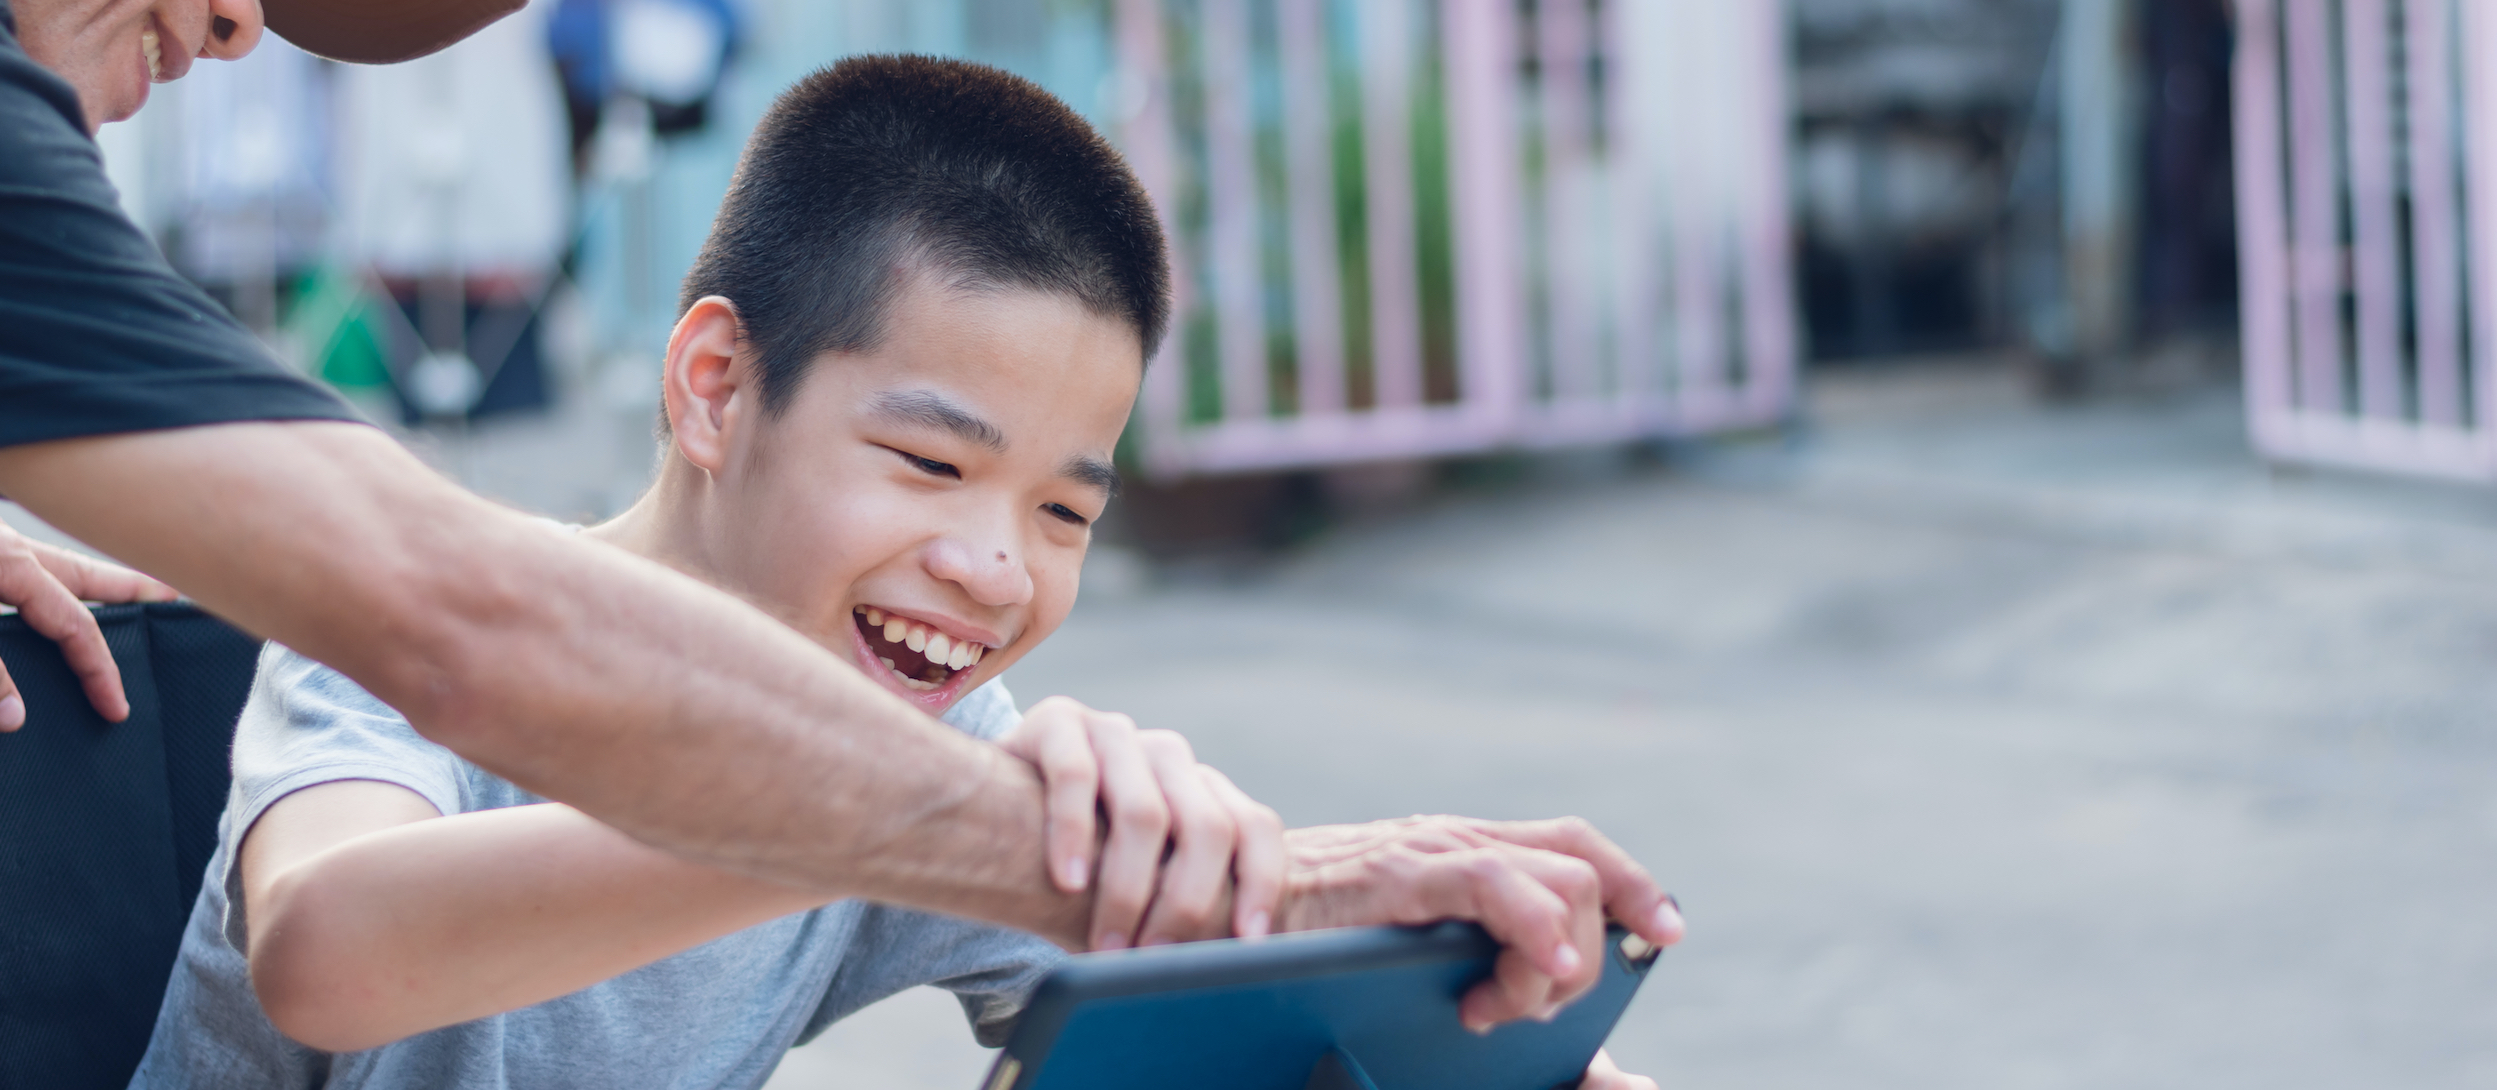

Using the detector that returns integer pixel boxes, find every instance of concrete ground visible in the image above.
[23,361,2493,1088]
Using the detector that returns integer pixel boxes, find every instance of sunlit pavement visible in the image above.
[763,364,2497,1090]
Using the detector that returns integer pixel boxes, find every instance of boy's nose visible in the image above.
[925,538,1032,607]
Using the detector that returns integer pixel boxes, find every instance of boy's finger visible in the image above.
[1026,715,1100,894]
[1132,737,1234,945]
[1085,712,1167,951]
[1203,768,1283,938]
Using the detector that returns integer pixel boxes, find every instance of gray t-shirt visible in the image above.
[128,643,1063,1090]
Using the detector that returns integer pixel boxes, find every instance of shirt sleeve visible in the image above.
[215,643,471,953]
[798,905,1067,1049]
[0,17,360,449]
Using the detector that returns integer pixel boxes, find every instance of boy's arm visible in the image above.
[241,780,829,1053]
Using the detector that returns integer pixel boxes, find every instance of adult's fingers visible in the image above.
[0,656,21,731]
[1430,845,1604,1030]
[31,540,178,604]
[1579,1049,1657,1090]
[1131,732,1236,946]
[1084,710,1167,951]
[1203,767,1284,938]
[1001,698,1103,894]
[1464,816,1683,948]
[0,538,130,725]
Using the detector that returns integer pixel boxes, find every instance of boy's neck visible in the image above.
[584,462,725,590]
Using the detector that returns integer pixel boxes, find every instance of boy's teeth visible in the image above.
[884,617,908,644]
[969,644,985,665]
[944,642,967,670]
[879,656,895,670]
[141,27,162,82]
[865,607,885,626]
[926,632,953,663]
[904,624,928,653]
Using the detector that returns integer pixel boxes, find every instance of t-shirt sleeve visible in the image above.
[799,906,1067,1049]
[0,18,360,449]
[216,643,470,953]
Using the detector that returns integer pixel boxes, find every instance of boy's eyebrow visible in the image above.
[871,390,1007,454]
[1061,454,1122,497]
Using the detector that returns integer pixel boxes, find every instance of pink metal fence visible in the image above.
[2235,0,2497,480]
[1110,0,1796,480]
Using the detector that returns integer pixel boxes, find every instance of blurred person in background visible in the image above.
[0,0,1674,1062]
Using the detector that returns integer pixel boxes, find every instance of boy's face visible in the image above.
[687,278,1139,714]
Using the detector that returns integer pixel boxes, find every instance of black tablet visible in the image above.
[980,922,1661,1090]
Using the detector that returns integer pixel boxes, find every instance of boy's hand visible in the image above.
[0,520,179,730]
[1273,815,1683,1032]
[999,696,1286,951]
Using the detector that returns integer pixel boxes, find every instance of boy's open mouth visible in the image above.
[852,606,989,692]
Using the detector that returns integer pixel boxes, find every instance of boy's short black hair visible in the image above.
[680,55,1170,416]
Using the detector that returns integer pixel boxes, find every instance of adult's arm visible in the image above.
[0,420,1103,941]
[0,517,177,729]
[0,422,1683,1021]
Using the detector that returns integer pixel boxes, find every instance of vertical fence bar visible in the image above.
[1201,0,1269,425]
[2234,0,2296,447]
[2284,0,2344,413]
[1277,0,1345,417]
[1115,0,1188,475]
[1442,0,1526,425]
[1668,1,1726,415]
[2464,0,2497,442]
[1738,0,1798,416]
[2408,0,2465,427]
[1601,0,1659,418]
[1536,0,1600,405]
[2342,0,2404,419]
[1359,0,1425,411]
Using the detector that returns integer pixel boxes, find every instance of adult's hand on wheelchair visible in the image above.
[1271,815,1683,1034]
[999,696,1286,952]
[0,521,178,730]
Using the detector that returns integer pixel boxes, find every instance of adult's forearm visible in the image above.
[0,423,1088,944]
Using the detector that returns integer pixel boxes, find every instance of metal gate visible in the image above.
[2235,0,2497,480]
[1109,0,1795,480]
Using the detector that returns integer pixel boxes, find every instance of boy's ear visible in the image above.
[663,296,748,474]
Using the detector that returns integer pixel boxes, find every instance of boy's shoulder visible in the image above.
[231,642,518,821]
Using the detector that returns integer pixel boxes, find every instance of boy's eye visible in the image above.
[897,450,960,479]
[1044,503,1089,527]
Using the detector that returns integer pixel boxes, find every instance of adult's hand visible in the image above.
[1273,815,1684,1033]
[999,697,1285,951]
[1581,1049,1657,1090]
[0,518,178,730]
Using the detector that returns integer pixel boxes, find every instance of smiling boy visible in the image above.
[128,55,1666,1090]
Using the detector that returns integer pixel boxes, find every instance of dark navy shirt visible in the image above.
[0,0,357,448]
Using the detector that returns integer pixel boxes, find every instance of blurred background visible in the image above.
[18,0,2497,1085]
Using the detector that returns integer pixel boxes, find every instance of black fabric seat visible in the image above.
[0,602,261,1090]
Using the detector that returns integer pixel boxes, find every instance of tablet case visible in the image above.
[987,920,1659,1090]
